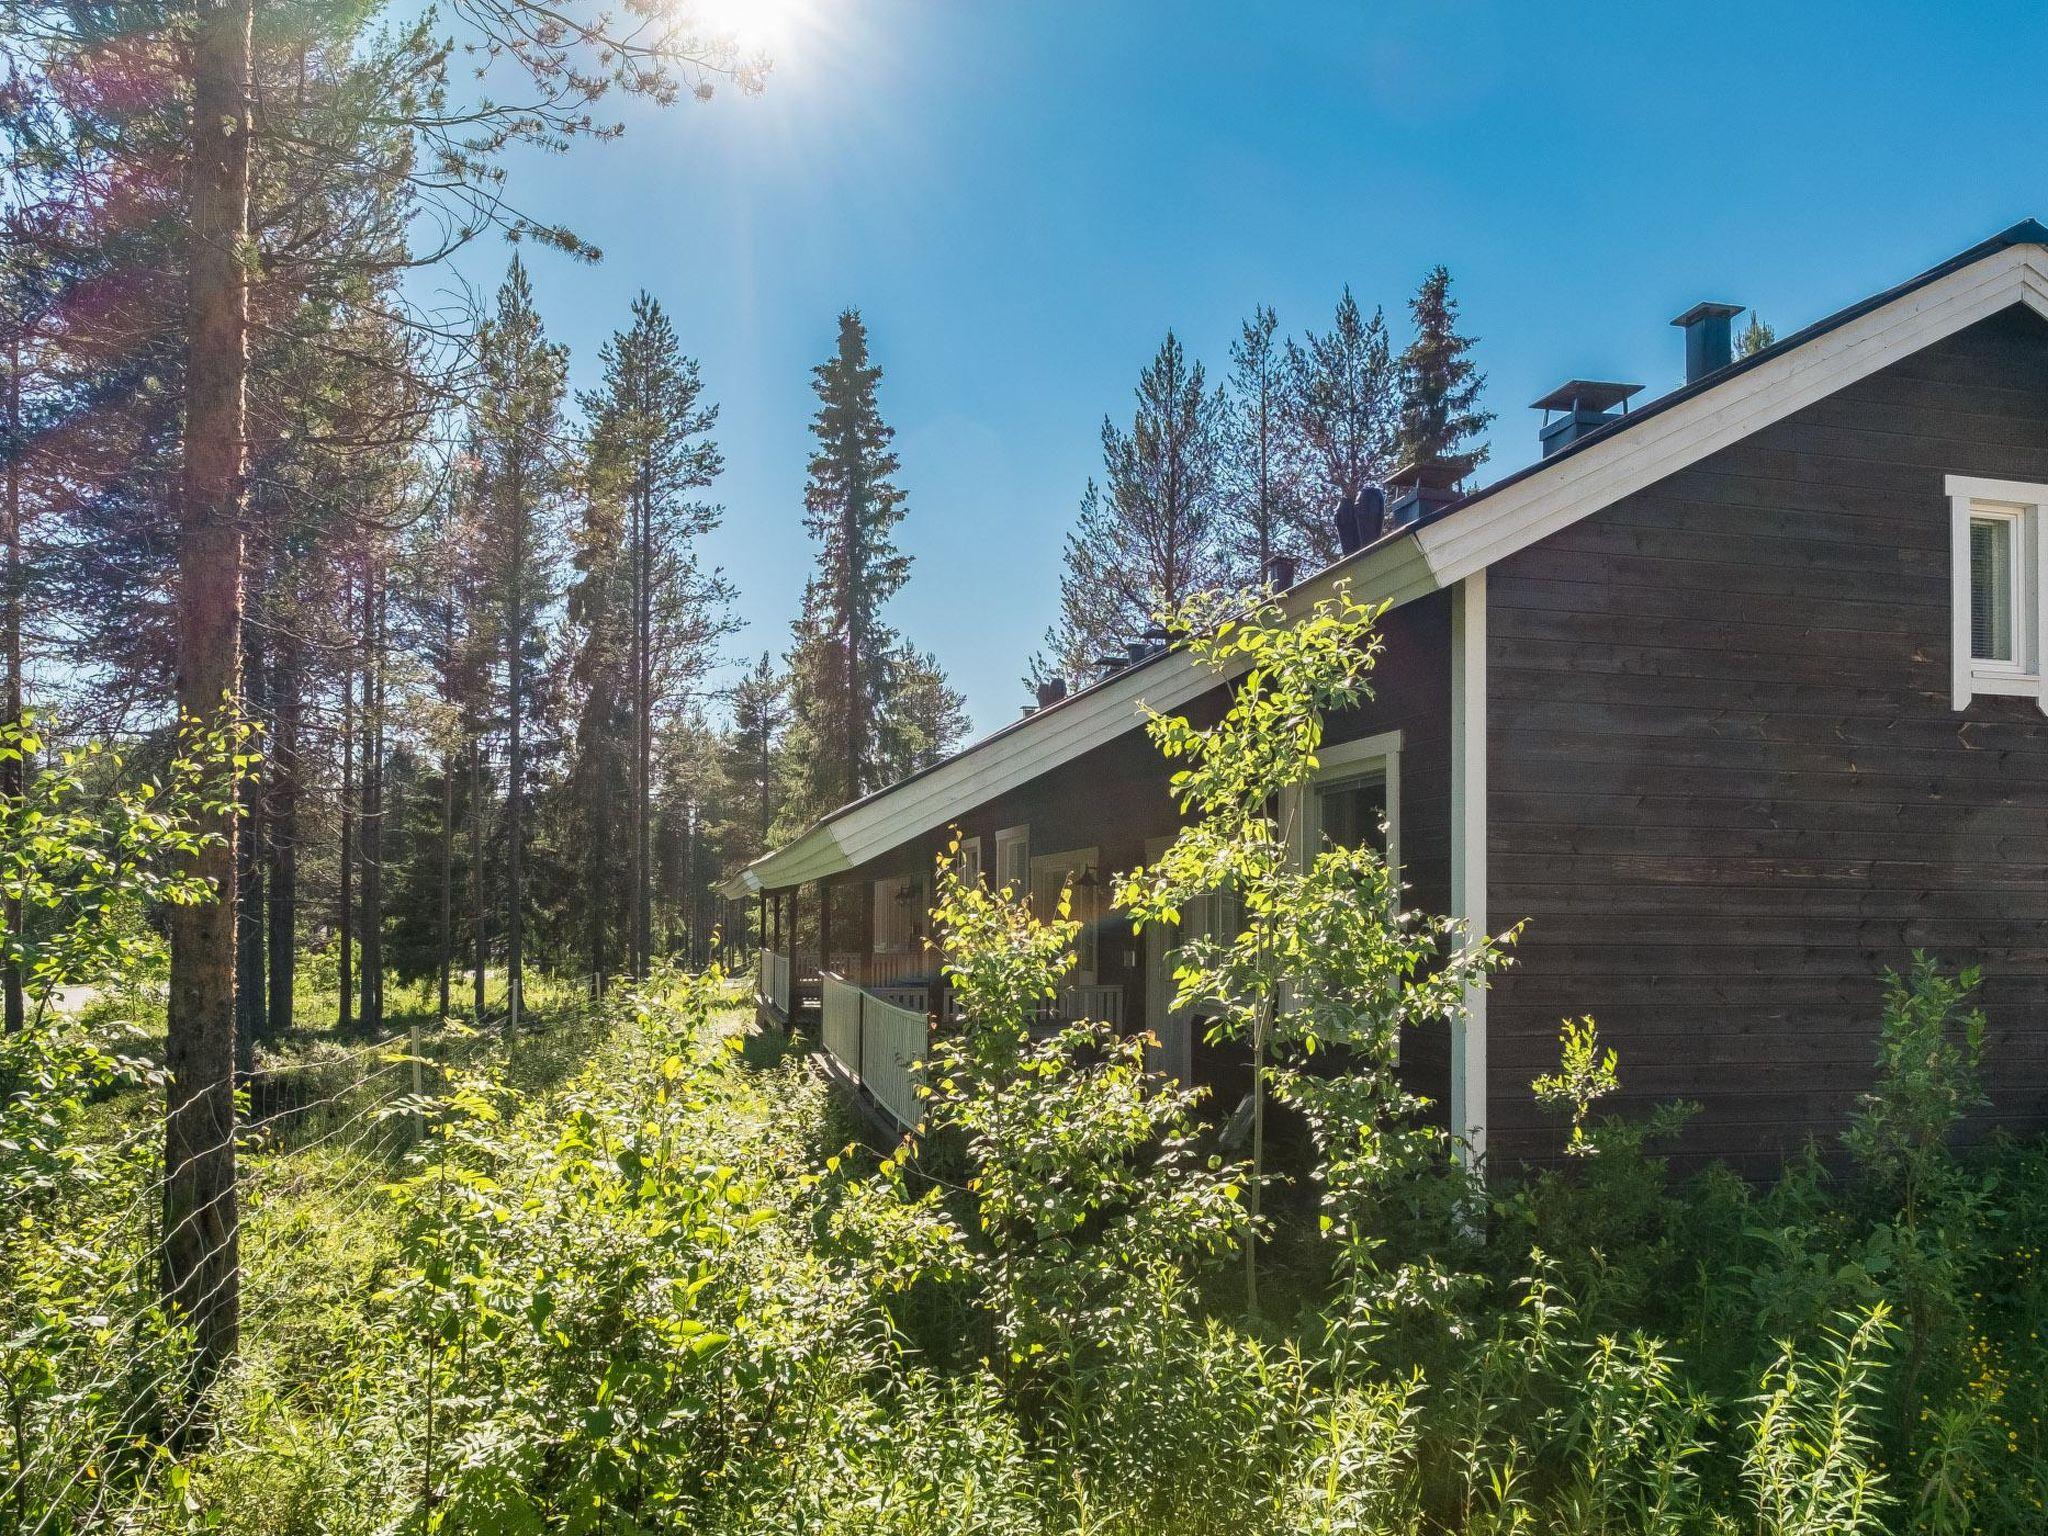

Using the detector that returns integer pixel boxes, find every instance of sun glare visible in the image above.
[691,0,811,56]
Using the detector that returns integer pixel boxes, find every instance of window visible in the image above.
[1949,476,2048,712]
[993,825,1029,895]
[1970,511,2019,664]
[1294,729,1402,877]
[872,873,927,955]
[1030,847,1100,979]
[955,835,984,888]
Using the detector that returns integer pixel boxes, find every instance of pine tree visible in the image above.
[580,294,731,979]
[1287,288,1398,542]
[1040,331,1225,680]
[469,257,569,1042]
[785,310,911,819]
[1221,305,1310,578]
[1395,265,1493,479]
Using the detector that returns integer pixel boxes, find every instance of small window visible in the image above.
[955,836,984,887]
[993,825,1029,895]
[1294,729,1402,877]
[1313,770,1390,857]
[1948,476,2048,713]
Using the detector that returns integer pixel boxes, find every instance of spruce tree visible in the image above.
[469,257,569,1043]
[1040,331,1225,681]
[785,310,911,818]
[881,647,970,780]
[723,652,787,873]
[1287,288,1398,542]
[1395,265,1493,479]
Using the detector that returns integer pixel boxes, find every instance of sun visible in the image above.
[689,0,810,55]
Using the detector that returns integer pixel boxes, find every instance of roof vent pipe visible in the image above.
[1334,487,1386,553]
[1531,380,1643,457]
[1671,301,1744,383]
[1385,461,1462,528]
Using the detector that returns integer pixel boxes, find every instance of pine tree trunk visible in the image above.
[162,0,252,1396]
[586,805,604,999]
[438,748,453,1021]
[3,325,25,1034]
[337,573,354,1033]
[504,474,525,1046]
[634,472,653,980]
[360,564,384,1034]
[266,630,298,1037]
[469,738,485,1022]
[234,612,265,1073]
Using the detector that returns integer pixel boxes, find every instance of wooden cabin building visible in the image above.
[724,222,2048,1173]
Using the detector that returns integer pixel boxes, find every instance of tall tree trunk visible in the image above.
[438,748,454,1021]
[360,562,384,1033]
[163,0,252,1396]
[234,610,265,1073]
[266,629,298,1037]
[634,471,653,980]
[337,572,354,1032]
[469,737,486,1021]
[504,466,525,1045]
[843,486,864,805]
[3,323,25,1033]
[586,780,608,998]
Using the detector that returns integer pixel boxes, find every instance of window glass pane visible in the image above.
[1315,771,1387,855]
[1971,516,2016,663]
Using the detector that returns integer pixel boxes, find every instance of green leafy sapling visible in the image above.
[1531,1016,1621,1158]
[920,836,1244,1370]
[1117,584,1509,1316]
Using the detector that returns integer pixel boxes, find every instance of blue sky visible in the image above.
[462,0,2048,736]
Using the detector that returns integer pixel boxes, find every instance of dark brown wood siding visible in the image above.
[822,592,1456,1104]
[1486,304,2048,1172]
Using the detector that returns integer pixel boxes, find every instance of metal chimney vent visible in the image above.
[1671,302,1745,383]
[1386,461,1463,528]
[1334,487,1387,553]
[1531,380,1643,457]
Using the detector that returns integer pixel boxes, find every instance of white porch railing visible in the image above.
[868,983,930,1014]
[821,973,863,1075]
[757,949,773,1005]
[818,971,930,1133]
[769,952,792,1019]
[860,992,927,1132]
[1060,983,1124,1028]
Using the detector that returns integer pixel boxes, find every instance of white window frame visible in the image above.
[1287,728,1403,879]
[954,835,984,888]
[1029,845,1101,981]
[993,824,1029,896]
[1949,474,2048,713]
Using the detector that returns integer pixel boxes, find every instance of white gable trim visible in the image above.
[726,240,2048,897]
[1417,244,2048,588]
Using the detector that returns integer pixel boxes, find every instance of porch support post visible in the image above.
[1449,570,1489,1170]
[819,877,835,980]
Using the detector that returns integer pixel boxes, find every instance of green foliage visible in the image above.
[916,842,1244,1370]
[1532,1017,1622,1158]
[10,618,2048,1534]
[1118,582,1507,1313]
